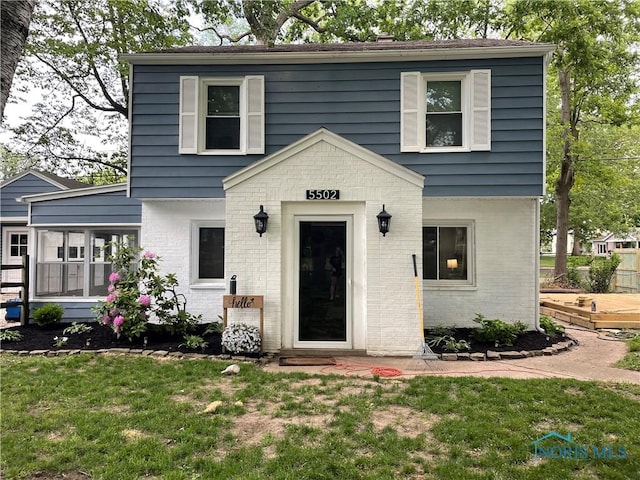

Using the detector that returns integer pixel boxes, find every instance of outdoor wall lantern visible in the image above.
[376,205,392,236]
[447,258,458,270]
[254,205,269,237]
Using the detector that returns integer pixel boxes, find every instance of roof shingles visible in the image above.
[148,39,552,55]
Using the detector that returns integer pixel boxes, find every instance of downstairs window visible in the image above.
[423,223,474,285]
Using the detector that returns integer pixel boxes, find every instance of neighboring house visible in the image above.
[19,183,142,320]
[540,230,576,256]
[591,230,640,256]
[1,170,86,294]
[88,38,551,356]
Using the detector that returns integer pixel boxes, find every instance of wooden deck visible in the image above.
[540,293,640,329]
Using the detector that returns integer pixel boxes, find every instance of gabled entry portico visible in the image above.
[223,129,424,355]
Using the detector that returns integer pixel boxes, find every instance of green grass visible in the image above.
[615,336,640,371]
[540,255,556,268]
[541,255,593,268]
[615,352,640,371]
[540,255,612,268]
[2,354,640,479]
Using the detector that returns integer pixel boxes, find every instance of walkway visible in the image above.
[264,324,640,384]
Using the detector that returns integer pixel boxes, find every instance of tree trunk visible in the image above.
[572,238,582,256]
[554,175,571,283]
[554,68,577,285]
[0,0,37,120]
[242,0,278,46]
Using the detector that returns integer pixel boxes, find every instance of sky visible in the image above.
[1,76,120,156]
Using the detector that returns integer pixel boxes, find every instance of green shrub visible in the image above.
[428,326,457,337]
[567,256,592,267]
[539,315,564,336]
[627,335,640,353]
[566,265,583,289]
[0,330,23,342]
[179,334,209,352]
[584,254,621,293]
[472,314,527,347]
[33,304,64,327]
[205,321,224,335]
[427,334,470,352]
[62,322,93,335]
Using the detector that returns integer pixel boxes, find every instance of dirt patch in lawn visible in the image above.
[24,473,92,480]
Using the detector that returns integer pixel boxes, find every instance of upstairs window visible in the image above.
[206,85,240,150]
[426,80,462,147]
[401,70,491,153]
[179,76,264,155]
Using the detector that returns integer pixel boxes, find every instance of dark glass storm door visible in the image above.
[297,220,348,346]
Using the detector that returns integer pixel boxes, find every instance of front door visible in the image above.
[295,218,350,348]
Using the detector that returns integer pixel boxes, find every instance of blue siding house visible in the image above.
[121,39,554,355]
[28,39,553,355]
[18,184,141,320]
[1,170,86,296]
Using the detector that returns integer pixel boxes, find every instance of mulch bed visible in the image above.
[0,322,223,355]
[1,323,565,356]
[426,328,565,354]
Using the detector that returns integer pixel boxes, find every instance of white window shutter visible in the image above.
[179,76,199,154]
[400,72,421,152]
[245,75,265,154]
[470,70,491,151]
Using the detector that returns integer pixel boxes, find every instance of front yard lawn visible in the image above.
[539,255,612,268]
[2,354,639,479]
[616,352,640,371]
[615,336,640,371]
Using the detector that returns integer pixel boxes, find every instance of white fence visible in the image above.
[613,249,640,293]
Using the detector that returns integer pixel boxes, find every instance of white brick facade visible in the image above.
[141,130,540,356]
[140,199,226,322]
[224,130,424,355]
[422,197,540,329]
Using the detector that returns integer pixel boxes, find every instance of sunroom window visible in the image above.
[35,229,138,297]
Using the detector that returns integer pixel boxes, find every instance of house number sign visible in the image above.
[306,189,340,200]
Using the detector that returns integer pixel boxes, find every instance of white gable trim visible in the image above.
[0,170,70,190]
[19,183,128,203]
[0,216,28,223]
[224,128,424,190]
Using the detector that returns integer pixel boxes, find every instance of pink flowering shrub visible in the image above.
[94,242,201,341]
[138,295,151,307]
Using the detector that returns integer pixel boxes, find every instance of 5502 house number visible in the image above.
[306,189,340,200]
